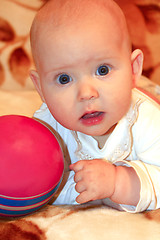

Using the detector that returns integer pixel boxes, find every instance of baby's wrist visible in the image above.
[111,165,127,203]
[101,162,117,200]
[109,164,117,200]
[110,165,140,206]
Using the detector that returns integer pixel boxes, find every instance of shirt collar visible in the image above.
[71,92,143,162]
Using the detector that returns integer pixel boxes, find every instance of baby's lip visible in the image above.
[80,111,105,126]
[81,111,104,119]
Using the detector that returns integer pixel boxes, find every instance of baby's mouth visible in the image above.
[81,111,103,119]
[80,111,105,126]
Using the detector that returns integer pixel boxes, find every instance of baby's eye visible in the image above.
[96,65,111,76]
[57,74,72,85]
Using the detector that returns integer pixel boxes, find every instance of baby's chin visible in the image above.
[73,127,115,137]
[59,118,117,137]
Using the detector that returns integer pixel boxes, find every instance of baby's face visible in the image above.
[34,15,135,137]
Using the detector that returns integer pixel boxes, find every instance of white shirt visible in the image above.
[34,88,160,212]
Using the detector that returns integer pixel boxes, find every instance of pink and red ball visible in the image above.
[0,115,64,217]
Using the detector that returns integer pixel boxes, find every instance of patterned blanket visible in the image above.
[1,204,160,240]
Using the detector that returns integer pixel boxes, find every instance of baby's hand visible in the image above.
[69,160,116,204]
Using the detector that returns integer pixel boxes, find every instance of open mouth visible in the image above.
[81,111,103,119]
[80,111,105,126]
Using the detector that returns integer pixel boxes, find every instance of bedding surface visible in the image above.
[1,204,160,240]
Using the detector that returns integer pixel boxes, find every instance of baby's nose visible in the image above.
[77,79,99,101]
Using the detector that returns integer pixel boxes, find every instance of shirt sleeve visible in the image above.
[116,160,160,213]
[116,100,160,213]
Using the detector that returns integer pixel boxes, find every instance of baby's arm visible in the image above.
[70,159,140,206]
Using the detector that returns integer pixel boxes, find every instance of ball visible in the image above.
[0,115,64,217]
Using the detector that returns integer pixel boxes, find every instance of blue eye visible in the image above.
[57,74,72,85]
[96,65,111,76]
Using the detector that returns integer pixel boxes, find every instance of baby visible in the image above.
[30,0,160,213]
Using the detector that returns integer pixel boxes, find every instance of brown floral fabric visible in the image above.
[0,0,160,90]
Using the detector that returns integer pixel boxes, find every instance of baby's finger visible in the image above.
[74,171,83,183]
[75,181,86,193]
[76,191,91,204]
[69,161,85,172]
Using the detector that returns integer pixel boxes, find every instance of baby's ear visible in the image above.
[30,70,45,102]
[131,49,144,87]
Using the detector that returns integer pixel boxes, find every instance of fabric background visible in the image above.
[0,0,160,90]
